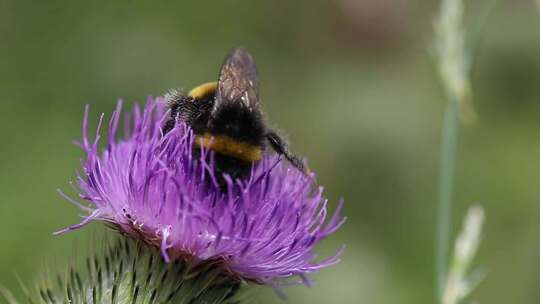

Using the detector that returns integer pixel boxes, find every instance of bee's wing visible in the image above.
[215,47,260,112]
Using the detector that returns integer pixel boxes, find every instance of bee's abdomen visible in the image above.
[195,133,262,162]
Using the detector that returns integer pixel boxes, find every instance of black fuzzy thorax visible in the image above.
[207,104,266,147]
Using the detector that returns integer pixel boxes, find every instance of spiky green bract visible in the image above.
[29,238,241,304]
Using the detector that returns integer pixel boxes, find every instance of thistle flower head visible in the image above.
[58,98,345,286]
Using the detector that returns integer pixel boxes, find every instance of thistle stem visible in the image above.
[436,97,460,297]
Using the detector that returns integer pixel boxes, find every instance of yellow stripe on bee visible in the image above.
[188,82,217,100]
[195,133,262,162]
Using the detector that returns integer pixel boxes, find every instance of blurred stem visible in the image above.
[467,0,499,74]
[436,97,460,297]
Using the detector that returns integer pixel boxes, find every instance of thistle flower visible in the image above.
[57,98,345,287]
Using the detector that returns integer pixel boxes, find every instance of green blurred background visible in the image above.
[1,0,540,303]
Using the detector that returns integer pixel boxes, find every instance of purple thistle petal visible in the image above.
[53,209,102,235]
[58,98,345,285]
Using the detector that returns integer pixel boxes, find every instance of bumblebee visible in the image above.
[164,47,305,182]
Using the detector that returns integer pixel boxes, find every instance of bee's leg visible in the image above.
[266,130,306,173]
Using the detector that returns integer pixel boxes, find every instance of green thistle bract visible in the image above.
[29,238,241,304]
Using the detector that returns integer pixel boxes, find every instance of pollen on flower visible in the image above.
[57,98,346,285]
